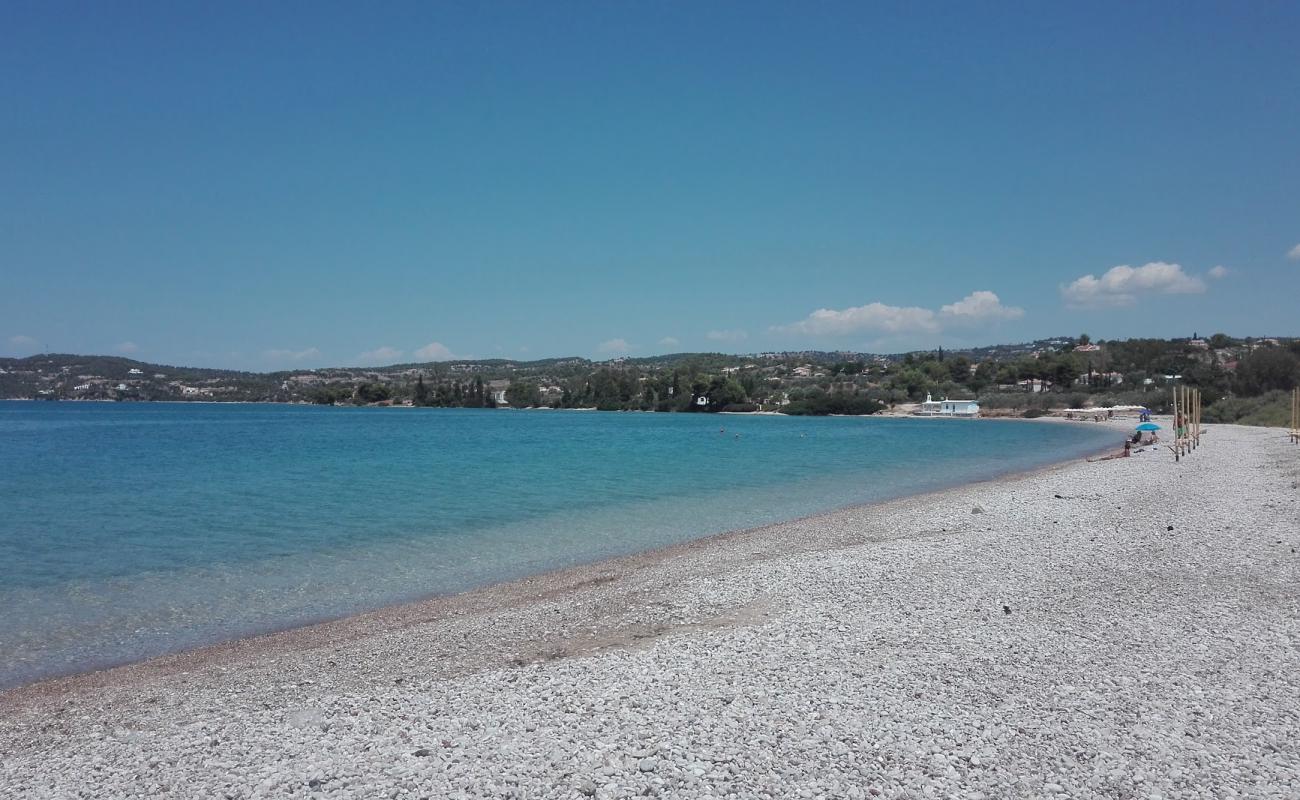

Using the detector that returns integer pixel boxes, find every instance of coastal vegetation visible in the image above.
[3,333,1298,423]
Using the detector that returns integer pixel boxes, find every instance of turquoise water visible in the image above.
[0,402,1116,688]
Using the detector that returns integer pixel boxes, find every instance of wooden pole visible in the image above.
[1180,387,1190,457]
[1175,385,1185,460]
[1292,387,1299,444]
[1294,387,1299,444]
[1198,388,1203,446]
[1192,388,1198,449]
[1181,385,1187,457]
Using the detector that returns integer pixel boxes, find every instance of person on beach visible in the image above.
[1089,440,1131,462]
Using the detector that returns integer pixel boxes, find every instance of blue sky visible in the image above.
[3,2,1298,369]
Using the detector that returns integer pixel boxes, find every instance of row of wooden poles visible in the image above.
[1170,385,1201,461]
[1291,387,1300,445]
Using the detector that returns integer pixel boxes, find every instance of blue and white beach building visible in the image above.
[914,393,980,417]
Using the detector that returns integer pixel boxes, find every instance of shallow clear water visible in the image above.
[0,402,1116,687]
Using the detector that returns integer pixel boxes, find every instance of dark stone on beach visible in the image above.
[1003,605,1012,615]
[972,506,984,514]
[1167,525,1174,531]
[412,748,431,757]
[308,779,322,789]
[1054,494,1064,499]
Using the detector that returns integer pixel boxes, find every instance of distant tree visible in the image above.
[1234,348,1299,395]
[782,392,883,416]
[1078,333,1091,346]
[354,383,392,404]
[414,374,430,406]
[947,356,971,384]
[1208,333,1232,349]
[1050,359,1078,390]
[706,376,748,411]
[505,380,542,407]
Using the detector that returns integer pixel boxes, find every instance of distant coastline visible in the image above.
[5,334,1298,426]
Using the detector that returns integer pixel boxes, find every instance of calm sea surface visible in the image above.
[0,402,1116,688]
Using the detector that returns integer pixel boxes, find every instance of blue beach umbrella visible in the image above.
[1135,422,1161,432]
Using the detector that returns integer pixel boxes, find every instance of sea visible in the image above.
[0,401,1117,688]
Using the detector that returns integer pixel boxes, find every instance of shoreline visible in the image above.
[5,422,1295,797]
[1,419,1125,700]
[0,416,1123,697]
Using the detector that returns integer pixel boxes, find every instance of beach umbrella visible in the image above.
[1136,422,1161,432]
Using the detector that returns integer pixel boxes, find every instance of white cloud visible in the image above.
[1061,262,1207,308]
[658,336,680,348]
[778,302,940,336]
[115,341,140,354]
[8,334,38,348]
[777,288,1027,340]
[938,291,1025,322]
[1288,244,1300,260]
[1207,265,1230,279]
[264,347,321,362]
[597,338,631,354]
[705,329,748,343]
[413,341,456,361]
[356,346,403,365]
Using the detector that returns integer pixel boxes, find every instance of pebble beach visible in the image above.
[2,422,1298,799]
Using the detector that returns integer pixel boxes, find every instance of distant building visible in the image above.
[1076,371,1124,387]
[128,368,144,375]
[913,393,980,417]
[487,379,510,406]
[1073,344,1102,352]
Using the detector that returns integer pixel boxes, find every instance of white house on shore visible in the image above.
[913,393,980,417]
